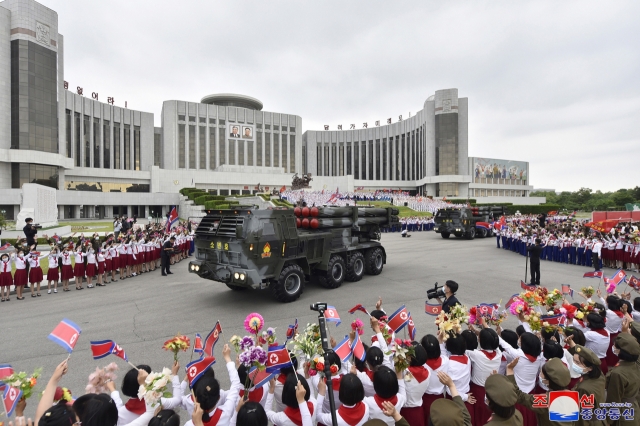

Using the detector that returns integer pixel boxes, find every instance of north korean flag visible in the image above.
[203,321,222,357]
[351,333,366,362]
[333,335,353,363]
[425,302,442,316]
[48,319,82,353]
[2,385,23,417]
[521,281,537,291]
[348,304,370,316]
[90,340,116,360]
[476,303,499,317]
[248,367,274,389]
[583,271,603,279]
[185,356,216,388]
[541,314,562,326]
[628,275,640,291]
[112,343,128,362]
[561,284,574,298]
[0,364,13,380]
[407,313,416,341]
[505,294,520,309]
[387,305,410,333]
[286,319,298,342]
[609,269,627,287]
[265,344,292,373]
[324,306,341,327]
[193,333,203,355]
[0,243,11,251]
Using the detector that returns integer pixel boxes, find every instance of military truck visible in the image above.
[433,206,505,240]
[188,205,399,303]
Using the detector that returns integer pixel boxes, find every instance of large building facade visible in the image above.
[0,0,537,221]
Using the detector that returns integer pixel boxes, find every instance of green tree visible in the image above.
[612,190,635,207]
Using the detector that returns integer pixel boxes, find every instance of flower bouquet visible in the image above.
[291,323,323,359]
[377,317,394,345]
[4,368,42,400]
[487,310,509,327]
[308,356,339,378]
[230,335,243,352]
[544,289,563,309]
[86,363,119,394]
[519,289,544,308]
[258,327,277,346]
[238,336,268,391]
[137,368,174,407]
[508,298,529,316]
[523,312,541,332]
[435,307,466,340]
[163,335,190,362]
[351,319,364,336]
[581,286,595,298]
[390,340,416,380]
[45,387,73,404]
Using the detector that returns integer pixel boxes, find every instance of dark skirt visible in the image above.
[400,406,424,426]
[29,266,43,283]
[515,388,538,426]
[14,269,28,286]
[470,382,491,426]
[422,393,444,425]
[61,264,74,280]
[47,267,59,281]
[74,263,85,277]
[0,271,13,287]
[98,261,105,274]
[86,263,96,277]
[105,259,112,272]
[615,249,624,262]
[600,358,608,376]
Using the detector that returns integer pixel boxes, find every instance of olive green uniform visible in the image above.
[508,375,573,426]
[484,411,524,426]
[606,361,640,426]
[573,376,606,426]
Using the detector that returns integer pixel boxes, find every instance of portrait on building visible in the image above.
[472,157,527,181]
[242,126,253,139]
[229,125,241,138]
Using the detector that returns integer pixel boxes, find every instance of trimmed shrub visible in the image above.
[179,187,197,195]
[194,195,216,206]
[504,204,561,215]
[446,199,477,204]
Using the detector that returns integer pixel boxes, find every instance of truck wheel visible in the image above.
[319,255,346,289]
[466,227,476,240]
[225,283,247,291]
[272,264,305,303]
[346,251,365,282]
[441,232,450,239]
[364,247,384,275]
[477,228,487,238]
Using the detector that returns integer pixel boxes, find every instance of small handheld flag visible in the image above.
[90,340,128,361]
[541,314,563,326]
[0,364,13,380]
[387,305,410,333]
[324,306,341,326]
[332,335,353,363]
[248,367,274,389]
[2,385,23,417]
[521,280,537,291]
[425,302,442,316]
[167,207,179,232]
[348,304,370,316]
[112,343,128,362]
[48,319,82,353]
[561,284,574,298]
[505,294,520,309]
[203,321,222,357]
[583,271,603,279]
[351,333,366,362]
[193,333,203,355]
[628,275,640,291]
[265,344,292,373]
[0,243,11,250]
[407,313,416,341]
[286,319,298,342]
[185,357,216,388]
[476,303,499,317]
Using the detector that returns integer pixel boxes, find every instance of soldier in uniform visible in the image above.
[428,371,472,426]
[484,373,522,425]
[570,344,606,426]
[606,333,640,426]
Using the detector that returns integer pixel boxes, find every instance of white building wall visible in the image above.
[0,5,11,153]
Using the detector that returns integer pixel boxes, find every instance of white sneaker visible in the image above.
[53,289,57,293]
[88,284,94,288]
[48,289,51,294]
[132,273,137,276]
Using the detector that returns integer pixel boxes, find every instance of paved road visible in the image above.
[1,231,611,419]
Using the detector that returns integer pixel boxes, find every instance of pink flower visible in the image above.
[309,369,317,377]
[244,313,264,334]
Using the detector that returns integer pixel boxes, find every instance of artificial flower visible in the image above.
[163,335,191,362]
[244,313,264,334]
[4,368,42,400]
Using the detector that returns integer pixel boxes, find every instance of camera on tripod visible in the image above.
[33,224,42,229]
[426,282,445,300]
[310,302,328,312]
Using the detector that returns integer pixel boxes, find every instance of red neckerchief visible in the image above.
[449,355,469,365]
[238,386,264,403]
[524,354,537,363]
[277,374,287,385]
[1,261,9,273]
[426,357,443,370]
[125,398,146,415]
[324,375,343,391]
[501,354,507,362]
[365,370,375,382]
[590,328,609,337]
[337,402,366,426]
[407,365,430,382]
[480,350,498,360]
[613,311,624,318]
[283,402,314,426]
[202,408,223,426]
[576,320,585,328]
[373,394,398,410]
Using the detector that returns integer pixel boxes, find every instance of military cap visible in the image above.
[485,374,517,407]
[544,358,571,387]
[574,344,600,367]
[363,420,386,426]
[616,333,640,356]
[630,322,640,342]
[430,398,466,426]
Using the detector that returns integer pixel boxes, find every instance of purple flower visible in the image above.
[251,346,267,364]
[239,350,253,367]
[266,327,276,336]
[240,336,255,351]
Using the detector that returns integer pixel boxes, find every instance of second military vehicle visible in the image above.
[433,205,505,240]
[188,205,399,303]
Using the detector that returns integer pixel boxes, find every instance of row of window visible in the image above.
[471,189,528,197]
[315,128,425,181]
[177,125,296,171]
[177,115,295,133]
[65,110,141,170]
[64,181,150,193]
[473,178,528,186]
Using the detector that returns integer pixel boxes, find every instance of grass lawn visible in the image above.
[356,201,433,218]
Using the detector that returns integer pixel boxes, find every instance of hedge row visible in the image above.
[194,195,226,205]
[504,204,561,215]
[179,187,197,195]
[204,200,240,210]
[473,203,514,207]
[447,199,477,204]
[272,199,293,208]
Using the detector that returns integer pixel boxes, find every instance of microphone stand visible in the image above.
[314,305,338,426]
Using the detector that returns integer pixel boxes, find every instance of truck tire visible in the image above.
[318,255,346,289]
[364,247,384,275]
[346,251,365,282]
[477,227,488,238]
[272,264,305,303]
[225,283,247,291]
[441,232,450,239]
[466,227,476,240]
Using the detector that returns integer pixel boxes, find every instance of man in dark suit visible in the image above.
[229,126,240,138]
[527,238,544,285]
[161,236,175,276]
[23,218,38,247]
[436,280,460,314]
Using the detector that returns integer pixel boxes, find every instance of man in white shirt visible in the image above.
[592,239,603,271]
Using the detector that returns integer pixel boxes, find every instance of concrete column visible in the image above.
[58,205,64,220]
[73,205,81,219]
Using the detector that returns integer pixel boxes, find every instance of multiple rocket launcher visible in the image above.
[293,206,400,229]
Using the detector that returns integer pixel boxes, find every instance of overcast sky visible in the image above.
[49,0,639,193]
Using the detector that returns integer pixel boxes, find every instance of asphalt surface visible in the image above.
[1,231,616,420]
